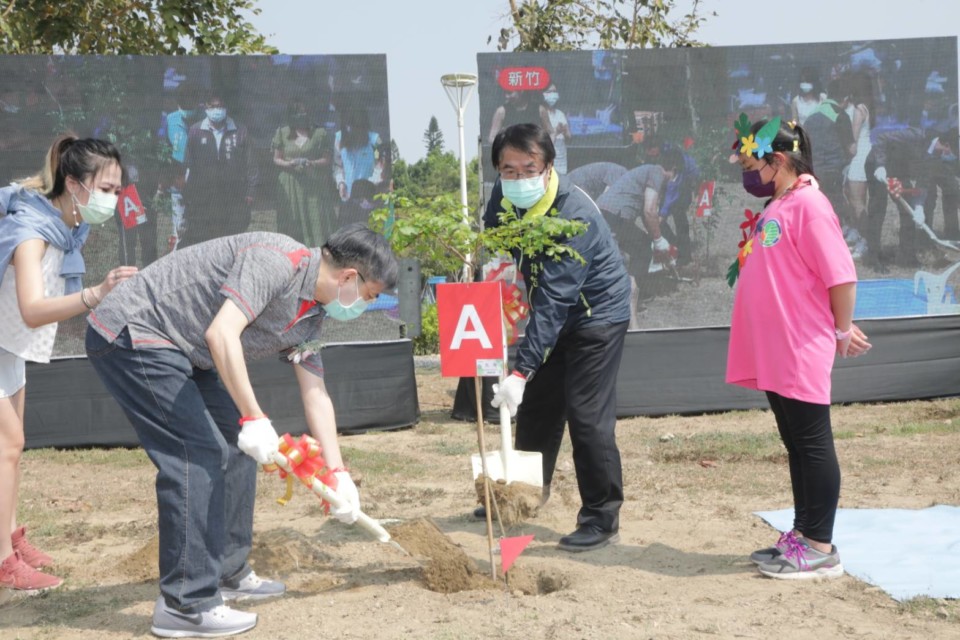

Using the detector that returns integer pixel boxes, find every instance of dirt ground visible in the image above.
[1,366,959,640]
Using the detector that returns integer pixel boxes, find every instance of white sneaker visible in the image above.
[151,596,257,638]
[844,227,862,245]
[851,238,868,260]
[220,571,286,602]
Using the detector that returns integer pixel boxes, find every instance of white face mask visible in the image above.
[799,82,814,93]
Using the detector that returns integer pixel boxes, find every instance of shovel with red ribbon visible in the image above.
[262,433,403,552]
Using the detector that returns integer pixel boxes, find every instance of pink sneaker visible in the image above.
[0,552,63,592]
[11,526,54,569]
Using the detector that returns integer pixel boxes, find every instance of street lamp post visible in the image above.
[441,72,478,282]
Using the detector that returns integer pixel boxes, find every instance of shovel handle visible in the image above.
[270,451,392,544]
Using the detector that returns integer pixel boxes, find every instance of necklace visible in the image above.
[771,175,805,202]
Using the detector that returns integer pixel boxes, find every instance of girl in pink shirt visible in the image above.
[726,115,871,580]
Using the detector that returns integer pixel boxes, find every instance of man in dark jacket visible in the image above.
[180,93,259,247]
[864,126,958,267]
[484,123,631,552]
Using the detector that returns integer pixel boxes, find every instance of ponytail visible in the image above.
[18,134,122,199]
[749,118,816,179]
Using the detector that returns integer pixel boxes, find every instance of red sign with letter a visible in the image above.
[119,184,147,229]
[436,282,505,378]
[695,181,715,218]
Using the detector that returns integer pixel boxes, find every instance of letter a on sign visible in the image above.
[695,181,715,218]
[436,282,505,378]
[119,184,147,229]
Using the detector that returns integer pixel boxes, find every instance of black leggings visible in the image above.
[765,391,841,543]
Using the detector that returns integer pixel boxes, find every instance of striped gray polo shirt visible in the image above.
[87,232,326,376]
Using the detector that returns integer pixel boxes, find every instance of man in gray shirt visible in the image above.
[85,224,397,638]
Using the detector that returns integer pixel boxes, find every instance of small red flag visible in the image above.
[500,534,534,573]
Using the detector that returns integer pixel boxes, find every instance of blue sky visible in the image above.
[249,0,958,162]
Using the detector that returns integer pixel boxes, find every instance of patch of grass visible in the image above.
[416,417,460,435]
[857,457,900,469]
[25,446,149,469]
[31,589,104,624]
[342,446,428,480]
[430,439,474,457]
[897,595,950,617]
[835,421,959,439]
[652,431,786,464]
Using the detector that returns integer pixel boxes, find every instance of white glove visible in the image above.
[491,373,527,418]
[652,236,671,252]
[328,471,360,524]
[911,205,926,227]
[873,166,887,183]
[237,417,279,465]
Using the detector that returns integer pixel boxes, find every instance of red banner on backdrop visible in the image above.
[695,181,715,218]
[119,184,147,229]
[436,282,505,378]
[497,67,551,92]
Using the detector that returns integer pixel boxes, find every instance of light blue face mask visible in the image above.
[206,107,227,124]
[74,183,119,225]
[323,277,369,321]
[501,173,547,209]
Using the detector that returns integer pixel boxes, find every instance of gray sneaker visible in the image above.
[757,539,844,580]
[150,597,257,638]
[749,530,799,565]
[221,571,286,602]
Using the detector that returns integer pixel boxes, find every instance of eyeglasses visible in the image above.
[356,271,380,301]
[499,166,547,181]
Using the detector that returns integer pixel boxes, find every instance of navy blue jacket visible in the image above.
[484,175,631,378]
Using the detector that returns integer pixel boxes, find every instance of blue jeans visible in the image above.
[85,327,256,613]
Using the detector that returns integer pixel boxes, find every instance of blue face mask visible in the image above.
[501,172,547,209]
[323,278,369,322]
[206,107,227,124]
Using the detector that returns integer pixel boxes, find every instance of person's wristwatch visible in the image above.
[835,327,853,341]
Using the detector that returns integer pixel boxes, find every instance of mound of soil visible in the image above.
[474,477,541,526]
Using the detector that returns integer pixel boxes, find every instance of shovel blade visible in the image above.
[471,450,543,487]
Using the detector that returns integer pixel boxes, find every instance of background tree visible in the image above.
[422,116,445,156]
[492,0,712,51]
[0,0,276,54]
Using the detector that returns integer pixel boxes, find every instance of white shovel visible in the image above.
[470,379,543,488]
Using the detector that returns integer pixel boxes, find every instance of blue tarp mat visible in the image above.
[756,506,960,601]
[854,278,955,319]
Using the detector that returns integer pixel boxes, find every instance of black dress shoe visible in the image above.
[557,525,620,552]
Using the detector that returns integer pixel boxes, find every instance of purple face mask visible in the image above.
[742,168,776,198]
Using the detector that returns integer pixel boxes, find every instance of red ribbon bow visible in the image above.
[264,433,336,509]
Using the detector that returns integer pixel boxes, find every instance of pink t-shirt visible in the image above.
[726,178,857,404]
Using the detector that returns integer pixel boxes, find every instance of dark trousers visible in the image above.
[817,170,848,226]
[515,321,628,533]
[179,196,252,248]
[602,209,653,295]
[925,161,960,238]
[85,327,255,612]
[116,213,159,267]
[864,161,923,264]
[765,391,840,544]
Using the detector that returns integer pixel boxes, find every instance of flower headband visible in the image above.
[731,113,799,159]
